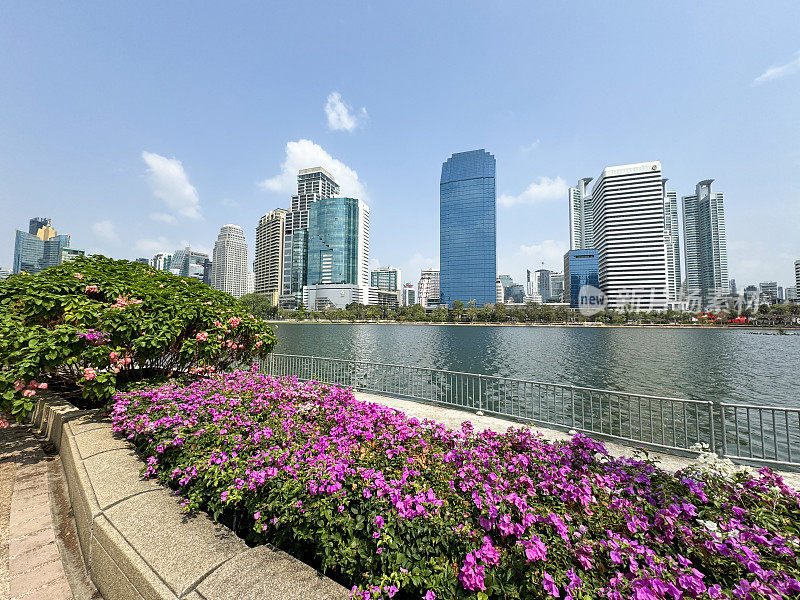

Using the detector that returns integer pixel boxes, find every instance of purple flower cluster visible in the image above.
[77,329,110,344]
[112,371,800,600]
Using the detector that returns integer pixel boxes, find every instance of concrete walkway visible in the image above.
[354,392,800,491]
[0,420,100,600]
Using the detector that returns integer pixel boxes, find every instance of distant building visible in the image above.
[13,217,75,274]
[568,177,594,250]
[663,182,681,307]
[795,259,800,299]
[729,279,737,296]
[283,167,340,307]
[759,281,778,305]
[212,224,249,298]
[786,286,798,302]
[371,266,402,292]
[246,272,255,296]
[550,273,565,302]
[743,285,759,306]
[417,269,440,308]
[254,208,287,306]
[172,247,209,282]
[534,269,552,301]
[507,284,526,303]
[0,267,10,280]
[778,286,785,302]
[496,278,504,304]
[61,248,85,263]
[592,161,669,310]
[564,250,600,308]
[682,179,728,310]
[150,252,173,271]
[303,196,370,309]
[402,283,416,306]
[440,150,496,306]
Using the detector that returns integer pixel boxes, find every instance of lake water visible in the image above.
[273,323,800,408]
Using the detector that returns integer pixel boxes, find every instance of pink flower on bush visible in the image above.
[228,317,241,328]
[109,352,118,362]
[83,367,96,381]
[423,591,436,600]
[37,382,47,390]
[22,389,36,397]
[74,273,83,279]
[13,380,25,392]
[542,571,559,598]
[196,332,208,342]
[84,285,99,294]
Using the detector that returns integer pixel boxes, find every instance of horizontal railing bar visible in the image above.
[720,402,800,413]
[270,354,705,406]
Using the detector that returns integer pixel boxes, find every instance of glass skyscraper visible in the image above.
[563,249,600,308]
[439,149,496,306]
[13,217,73,275]
[307,197,368,287]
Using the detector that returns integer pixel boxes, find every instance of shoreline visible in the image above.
[265,319,799,332]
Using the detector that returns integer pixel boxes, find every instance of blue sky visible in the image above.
[2,2,799,288]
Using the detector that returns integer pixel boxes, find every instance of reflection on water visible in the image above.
[272,323,800,407]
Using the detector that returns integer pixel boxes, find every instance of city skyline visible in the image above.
[1,4,799,288]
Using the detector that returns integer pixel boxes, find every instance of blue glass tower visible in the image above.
[563,249,600,308]
[439,150,496,306]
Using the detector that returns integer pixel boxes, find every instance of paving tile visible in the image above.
[9,512,52,540]
[16,578,74,600]
[9,539,60,575]
[8,522,56,558]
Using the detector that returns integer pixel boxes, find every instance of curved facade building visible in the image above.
[212,224,248,298]
[439,149,497,307]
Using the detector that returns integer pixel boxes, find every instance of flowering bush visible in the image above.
[113,371,800,600]
[0,256,276,419]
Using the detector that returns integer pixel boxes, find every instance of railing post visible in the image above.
[708,401,717,456]
[478,374,484,412]
[719,403,726,458]
[570,386,576,428]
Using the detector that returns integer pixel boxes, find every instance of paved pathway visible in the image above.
[0,420,99,600]
[354,392,800,491]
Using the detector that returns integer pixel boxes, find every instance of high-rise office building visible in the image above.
[281,167,340,307]
[303,197,370,309]
[682,179,728,310]
[496,278,505,304]
[135,258,149,265]
[568,177,594,250]
[759,281,778,305]
[550,273,565,302]
[172,247,210,281]
[246,272,255,296]
[417,269,440,308]
[150,252,173,271]
[0,267,10,280]
[402,283,416,306]
[212,225,249,298]
[534,269,552,301]
[729,279,738,296]
[13,218,74,274]
[254,208,288,306]
[371,266,402,292]
[786,286,798,303]
[663,182,681,307]
[795,260,800,296]
[563,249,600,308]
[439,150,496,306]
[592,161,669,311]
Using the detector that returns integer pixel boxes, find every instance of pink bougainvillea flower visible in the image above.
[196,332,208,342]
[84,285,99,293]
[74,273,83,279]
[83,367,96,381]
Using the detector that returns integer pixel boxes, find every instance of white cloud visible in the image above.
[259,139,368,201]
[142,151,202,219]
[520,140,540,152]
[401,252,438,285]
[324,91,368,132]
[754,50,800,85]
[149,212,177,224]
[135,236,173,256]
[498,176,569,207]
[91,220,119,242]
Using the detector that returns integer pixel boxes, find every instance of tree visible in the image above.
[239,294,277,319]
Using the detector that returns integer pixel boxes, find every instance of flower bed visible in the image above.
[112,370,800,600]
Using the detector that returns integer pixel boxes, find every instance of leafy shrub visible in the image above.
[0,256,276,418]
[113,371,800,600]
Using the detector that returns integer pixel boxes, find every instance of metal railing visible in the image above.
[261,354,800,468]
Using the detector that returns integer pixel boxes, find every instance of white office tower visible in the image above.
[534,269,552,300]
[569,177,594,250]
[682,180,728,310]
[550,273,565,302]
[663,182,682,308]
[371,266,402,292]
[281,167,340,307]
[417,269,440,308]
[211,224,248,298]
[591,161,669,311]
[496,278,505,304]
[254,208,288,306]
[246,272,255,296]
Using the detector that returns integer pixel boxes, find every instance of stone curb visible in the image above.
[28,396,349,600]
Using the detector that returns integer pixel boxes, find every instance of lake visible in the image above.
[273,323,800,408]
